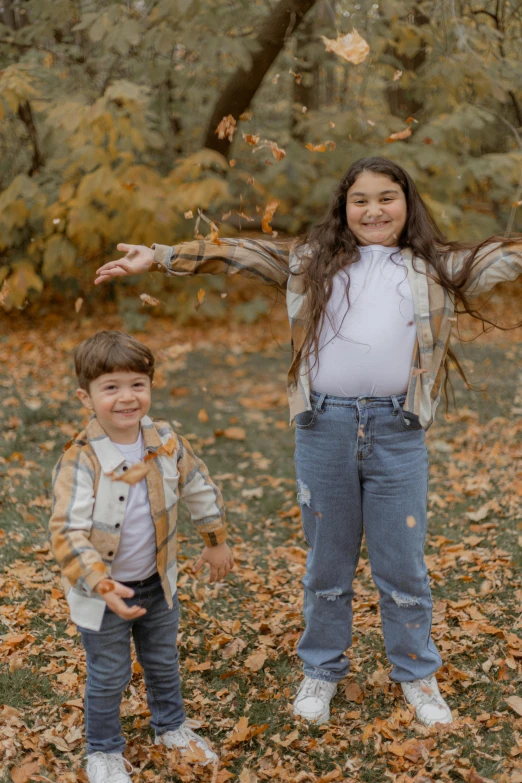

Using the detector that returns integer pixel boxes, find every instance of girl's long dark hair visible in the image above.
[291,156,521,404]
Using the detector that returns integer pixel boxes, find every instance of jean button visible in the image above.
[359,398,366,405]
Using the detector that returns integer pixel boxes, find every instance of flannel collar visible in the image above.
[85,415,163,473]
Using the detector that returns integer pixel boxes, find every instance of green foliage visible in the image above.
[0,0,520,311]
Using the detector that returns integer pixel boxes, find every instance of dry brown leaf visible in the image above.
[106,461,151,485]
[344,681,363,702]
[238,768,258,783]
[198,408,209,423]
[140,293,160,307]
[97,578,116,595]
[393,69,403,80]
[242,132,259,146]
[10,758,42,783]
[261,199,279,234]
[195,288,206,310]
[75,297,83,313]
[244,650,267,672]
[406,515,417,528]
[223,426,246,441]
[215,115,236,142]
[209,225,221,245]
[305,141,336,152]
[386,127,412,142]
[184,210,193,219]
[322,29,370,64]
[506,695,522,716]
[0,281,11,307]
[155,437,177,458]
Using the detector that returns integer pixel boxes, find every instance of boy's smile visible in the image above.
[77,371,152,444]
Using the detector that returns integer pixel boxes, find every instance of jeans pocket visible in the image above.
[295,405,318,430]
[397,408,423,431]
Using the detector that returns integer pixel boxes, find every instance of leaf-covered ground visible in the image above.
[1,304,522,783]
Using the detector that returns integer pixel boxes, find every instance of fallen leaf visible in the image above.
[140,293,160,307]
[198,409,209,423]
[305,141,336,152]
[244,651,267,671]
[506,695,522,716]
[222,426,246,441]
[106,461,151,485]
[10,758,42,783]
[344,681,363,702]
[262,199,279,234]
[215,115,236,142]
[386,127,412,142]
[238,768,258,783]
[322,29,370,64]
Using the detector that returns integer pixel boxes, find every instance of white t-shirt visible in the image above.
[110,432,158,582]
[311,244,417,397]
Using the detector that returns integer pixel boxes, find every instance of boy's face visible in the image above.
[77,371,152,443]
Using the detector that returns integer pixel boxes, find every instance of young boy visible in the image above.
[49,330,234,783]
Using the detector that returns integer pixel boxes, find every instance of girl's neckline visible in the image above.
[357,244,400,252]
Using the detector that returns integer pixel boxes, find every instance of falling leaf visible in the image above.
[261,199,279,234]
[513,200,522,207]
[97,578,116,595]
[140,293,160,307]
[271,73,280,84]
[322,29,370,65]
[184,210,193,219]
[198,408,209,423]
[74,297,83,313]
[305,140,336,152]
[252,138,286,161]
[209,225,222,245]
[195,288,206,310]
[239,110,253,121]
[406,515,417,528]
[393,69,403,80]
[242,132,259,146]
[229,159,237,167]
[386,127,412,142]
[106,461,151,485]
[289,69,302,84]
[0,281,11,307]
[215,115,236,142]
[244,651,267,671]
[155,436,177,457]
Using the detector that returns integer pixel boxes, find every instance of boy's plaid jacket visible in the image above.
[152,238,522,429]
[49,415,226,631]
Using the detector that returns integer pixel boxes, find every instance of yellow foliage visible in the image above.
[4,262,43,310]
[42,235,77,279]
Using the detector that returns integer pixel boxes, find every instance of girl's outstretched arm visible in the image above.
[450,238,522,297]
[95,237,291,291]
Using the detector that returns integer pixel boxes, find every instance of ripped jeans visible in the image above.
[294,391,441,683]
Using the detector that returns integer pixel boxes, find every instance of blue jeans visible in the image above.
[294,392,441,684]
[79,573,185,755]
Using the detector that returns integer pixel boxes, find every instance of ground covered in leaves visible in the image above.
[1,302,522,783]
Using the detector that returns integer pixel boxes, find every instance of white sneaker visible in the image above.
[86,752,133,783]
[401,675,453,726]
[293,676,337,724]
[155,722,217,765]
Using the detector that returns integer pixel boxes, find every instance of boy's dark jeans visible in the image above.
[79,572,185,755]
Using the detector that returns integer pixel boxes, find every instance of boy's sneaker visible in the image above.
[293,676,337,724]
[401,675,453,726]
[86,752,133,783]
[155,722,217,765]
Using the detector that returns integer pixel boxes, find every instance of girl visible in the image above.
[95,157,522,727]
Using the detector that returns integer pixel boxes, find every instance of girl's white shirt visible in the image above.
[311,244,417,398]
[110,431,158,582]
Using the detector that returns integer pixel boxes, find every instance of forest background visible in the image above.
[2,2,522,783]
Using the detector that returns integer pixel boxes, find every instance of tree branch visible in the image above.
[203,0,318,157]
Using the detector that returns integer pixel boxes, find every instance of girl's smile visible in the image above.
[346,171,407,247]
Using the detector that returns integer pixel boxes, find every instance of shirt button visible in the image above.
[115,523,121,529]
[108,551,114,557]
[119,496,125,501]
[122,466,128,472]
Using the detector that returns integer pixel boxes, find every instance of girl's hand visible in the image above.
[96,578,147,620]
[193,542,235,583]
[94,243,155,285]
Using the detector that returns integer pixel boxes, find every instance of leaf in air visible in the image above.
[322,29,370,65]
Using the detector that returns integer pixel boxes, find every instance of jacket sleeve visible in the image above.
[451,240,522,297]
[152,237,290,291]
[176,435,227,547]
[49,446,108,594]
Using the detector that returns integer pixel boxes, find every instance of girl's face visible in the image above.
[346,171,407,247]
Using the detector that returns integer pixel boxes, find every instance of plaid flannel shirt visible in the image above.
[49,415,226,630]
[152,238,522,429]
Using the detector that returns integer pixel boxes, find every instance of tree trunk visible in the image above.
[204,0,319,157]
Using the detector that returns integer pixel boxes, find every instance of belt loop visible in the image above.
[391,395,401,415]
[315,392,327,412]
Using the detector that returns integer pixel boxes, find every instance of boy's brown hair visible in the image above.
[75,331,155,391]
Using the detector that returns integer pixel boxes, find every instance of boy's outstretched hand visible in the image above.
[94,244,154,285]
[194,542,235,583]
[96,579,147,620]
